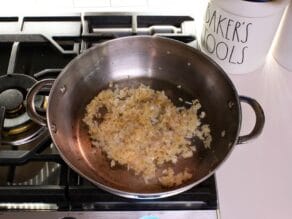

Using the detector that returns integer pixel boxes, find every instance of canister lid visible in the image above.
[212,0,289,18]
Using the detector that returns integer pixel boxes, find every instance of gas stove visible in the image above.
[0,13,218,219]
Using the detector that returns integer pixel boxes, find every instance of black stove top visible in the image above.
[0,13,217,211]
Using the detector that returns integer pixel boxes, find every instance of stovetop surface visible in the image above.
[0,13,217,212]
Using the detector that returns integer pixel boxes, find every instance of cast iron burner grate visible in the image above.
[0,13,217,211]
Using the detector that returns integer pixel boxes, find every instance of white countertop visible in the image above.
[216,54,292,219]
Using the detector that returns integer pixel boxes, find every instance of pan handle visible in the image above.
[26,79,55,126]
[237,96,265,144]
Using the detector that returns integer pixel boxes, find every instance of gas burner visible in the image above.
[0,89,24,114]
[0,74,47,146]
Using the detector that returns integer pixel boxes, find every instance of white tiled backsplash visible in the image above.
[0,0,207,16]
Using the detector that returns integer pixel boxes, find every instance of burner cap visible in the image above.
[0,89,24,112]
[0,74,37,116]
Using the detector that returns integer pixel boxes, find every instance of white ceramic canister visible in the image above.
[199,0,288,74]
[273,0,292,71]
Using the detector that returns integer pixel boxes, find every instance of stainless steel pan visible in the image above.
[26,36,265,199]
